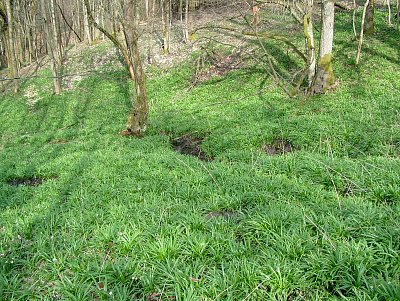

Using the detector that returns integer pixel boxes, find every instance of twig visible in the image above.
[356,0,370,65]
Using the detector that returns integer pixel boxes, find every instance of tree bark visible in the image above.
[50,0,62,94]
[124,0,149,135]
[365,0,375,34]
[184,0,190,43]
[356,0,370,65]
[310,0,335,94]
[161,0,171,53]
[4,0,20,92]
[304,0,316,87]
[41,0,62,94]
[84,0,149,136]
[83,1,92,44]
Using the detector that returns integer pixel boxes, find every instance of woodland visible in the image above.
[0,0,400,300]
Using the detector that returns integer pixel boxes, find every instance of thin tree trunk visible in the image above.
[161,0,171,54]
[304,0,315,87]
[184,0,190,43]
[353,0,358,39]
[83,1,92,44]
[4,0,19,92]
[356,0,370,65]
[397,0,400,28]
[50,0,62,93]
[387,0,392,25]
[145,0,149,18]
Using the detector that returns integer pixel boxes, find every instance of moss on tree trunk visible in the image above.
[311,53,335,93]
[365,0,375,35]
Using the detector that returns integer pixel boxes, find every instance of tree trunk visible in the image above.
[0,35,6,68]
[184,0,190,43]
[41,0,62,94]
[50,0,62,94]
[161,0,171,54]
[124,1,149,135]
[304,0,316,87]
[124,30,149,136]
[356,0,370,65]
[84,0,149,136]
[252,0,261,28]
[83,1,92,44]
[387,0,392,25]
[398,0,400,27]
[365,0,375,34]
[310,0,335,94]
[4,0,20,92]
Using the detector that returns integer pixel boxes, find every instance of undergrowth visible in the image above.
[0,11,399,301]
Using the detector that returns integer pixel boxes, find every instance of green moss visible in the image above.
[319,53,335,87]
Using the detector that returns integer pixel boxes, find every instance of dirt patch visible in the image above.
[7,176,57,187]
[147,293,176,301]
[191,49,244,86]
[171,134,212,161]
[261,138,294,155]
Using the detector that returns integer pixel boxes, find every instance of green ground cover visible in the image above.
[0,12,399,301]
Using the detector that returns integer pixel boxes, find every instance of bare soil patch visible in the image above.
[192,49,244,85]
[7,176,57,187]
[261,138,294,155]
[171,134,212,161]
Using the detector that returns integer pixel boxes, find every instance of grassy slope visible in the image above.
[0,12,399,301]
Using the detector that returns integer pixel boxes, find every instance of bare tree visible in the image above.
[84,0,149,136]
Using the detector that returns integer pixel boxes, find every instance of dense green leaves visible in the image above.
[0,11,399,301]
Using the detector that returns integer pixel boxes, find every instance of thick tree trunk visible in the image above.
[252,0,261,28]
[311,0,335,94]
[124,1,149,135]
[365,0,375,34]
[124,31,149,136]
[0,35,6,68]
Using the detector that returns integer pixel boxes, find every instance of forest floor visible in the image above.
[1,9,400,301]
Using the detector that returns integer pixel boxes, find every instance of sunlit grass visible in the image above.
[0,11,399,301]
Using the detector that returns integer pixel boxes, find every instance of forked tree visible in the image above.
[84,0,149,136]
